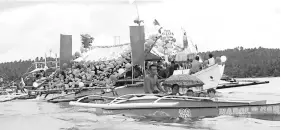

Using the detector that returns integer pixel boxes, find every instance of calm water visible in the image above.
[0,77,280,130]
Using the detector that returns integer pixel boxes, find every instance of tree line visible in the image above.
[199,47,280,78]
[0,47,279,82]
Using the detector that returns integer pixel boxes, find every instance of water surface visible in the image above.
[0,77,280,130]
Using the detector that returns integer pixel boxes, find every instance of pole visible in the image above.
[131,55,134,84]
[44,53,47,68]
[132,65,134,84]
[55,53,58,69]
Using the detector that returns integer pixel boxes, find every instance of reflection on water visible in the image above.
[0,77,280,130]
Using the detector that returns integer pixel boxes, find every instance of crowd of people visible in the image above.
[143,53,220,100]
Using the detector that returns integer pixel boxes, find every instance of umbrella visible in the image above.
[162,74,204,88]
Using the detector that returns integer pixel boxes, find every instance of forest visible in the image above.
[0,47,279,82]
[199,47,280,78]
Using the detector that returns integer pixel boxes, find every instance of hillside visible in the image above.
[199,47,280,78]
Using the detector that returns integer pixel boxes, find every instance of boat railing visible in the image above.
[107,93,214,104]
[153,95,213,103]
[76,94,122,102]
[109,93,163,104]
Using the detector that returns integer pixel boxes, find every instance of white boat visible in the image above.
[173,64,225,91]
[193,64,224,90]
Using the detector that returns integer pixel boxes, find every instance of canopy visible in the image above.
[162,74,204,88]
[82,43,131,62]
[77,43,162,62]
[145,52,162,61]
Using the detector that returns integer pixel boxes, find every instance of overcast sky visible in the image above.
[0,0,280,63]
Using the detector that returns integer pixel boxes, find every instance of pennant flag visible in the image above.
[195,44,198,52]
[153,19,160,26]
[21,77,25,86]
[183,32,188,48]
[153,19,162,34]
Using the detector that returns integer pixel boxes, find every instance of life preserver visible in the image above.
[33,82,39,88]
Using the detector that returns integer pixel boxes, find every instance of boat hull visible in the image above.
[97,103,280,121]
[69,94,280,120]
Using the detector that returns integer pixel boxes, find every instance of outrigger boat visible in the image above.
[0,91,15,102]
[0,90,29,102]
[43,63,225,103]
[69,94,280,120]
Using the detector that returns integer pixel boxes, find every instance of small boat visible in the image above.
[0,91,15,102]
[69,94,280,120]
[10,92,29,99]
[1,89,30,101]
[173,64,225,90]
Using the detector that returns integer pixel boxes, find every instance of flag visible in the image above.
[183,33,188,48]
[130,26,145,67]
[60,34,72,69]
[153,19,160,26]
[153,19,162,34]
[21,77,25,87]
[195,44,198,52]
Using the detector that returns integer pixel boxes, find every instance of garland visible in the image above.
[90,43,130,49]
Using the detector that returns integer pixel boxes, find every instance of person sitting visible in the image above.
[207,53,215,67]
[190,56,202,75]
[207,88,218,101]
[169,84,180,95]
[186,89,194,96]
[103,75,119,96]
[198,92,206,97]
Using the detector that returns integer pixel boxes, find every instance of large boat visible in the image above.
[46,63,224,103]
[69,94,280,120]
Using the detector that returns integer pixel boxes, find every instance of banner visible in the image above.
[130,26,145,67]
[60,34,72,69]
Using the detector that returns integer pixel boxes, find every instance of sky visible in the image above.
[0,0,280,63]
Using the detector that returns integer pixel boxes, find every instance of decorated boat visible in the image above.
[46,63,222,103]
[69,94,280,120]
[31,19,227,103]
[41,61,223,103]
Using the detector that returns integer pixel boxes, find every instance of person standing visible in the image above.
[144,64,167,94]
[207,53,215,66]
[168,61,176,77]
